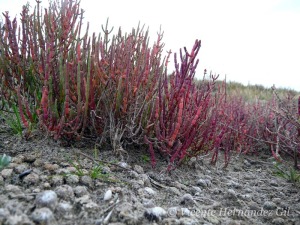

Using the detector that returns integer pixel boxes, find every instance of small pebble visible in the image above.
[133,165,144,174]
[144,207,167,222]
[14,164,29,174]
[65,174,79,185]
[43,182,51,189]
[226,189,237,200]
[270,180,279,187]
[227,180,241,189]
[33,159,43,167]
[23,154,36,163]
[103,189,113,201]
[56,202,73,216]
[75,195,90,206]
[44,163,60,172]
[128,170,139,178]
[180,194,194,205]
[23,173,39,185]
[243,160,251,167]
[55,168,70,175]
[188,157,197,167]
[118,162,129,169]
[32,188,41,193]
[240,194,252,201]
[73,186,88,197]
[55,185,75,201]
[212,188,222,195]
[66,167,77,173]
[31,207,57,225]
[139,174,151,186]
[168,187,181,196]
[80,175,93,187]
[1,169,13,178]
[191,186,202,195]
[196,178,211,188]
[51,175,64,186]
[272,198,281,204]
[144,187,156,196]
[263,201,277,210]
[272,217,285,225]
[35,190,58,210]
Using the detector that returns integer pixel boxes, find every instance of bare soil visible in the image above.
[0,121,300,225]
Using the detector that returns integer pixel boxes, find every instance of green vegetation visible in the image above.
[0,154,11,171]
[141,154,150,163]
[273,162,300,184]
[0,104,23,136]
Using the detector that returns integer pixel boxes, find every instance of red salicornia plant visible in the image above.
[0,0,96,140]
[1,0,299,170]
[146,40,229,170]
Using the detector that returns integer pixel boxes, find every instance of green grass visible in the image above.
[273,162,300,184]
[0,104,23,136]
[140,154,150,163]
[194,78,299,102]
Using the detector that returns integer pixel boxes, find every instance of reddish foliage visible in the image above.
[0,0,299,170]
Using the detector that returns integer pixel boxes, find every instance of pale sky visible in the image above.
[1,0,300,90]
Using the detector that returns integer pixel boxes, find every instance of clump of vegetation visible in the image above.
[273,162,300,184]
[0,154,11,171]
[140,154,150,163]
[0,104,23,136]
[0,0,299,171]
[220,81,298,101]
[66,155,120,183]
[89,164,110,180]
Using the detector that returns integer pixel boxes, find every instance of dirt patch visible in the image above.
[0,122,300,225]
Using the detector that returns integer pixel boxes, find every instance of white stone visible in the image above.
[144,187,156,196]
[103,189,113,201]
[35,190,58,210]
[31,207,57,225]
[144,207,167,222]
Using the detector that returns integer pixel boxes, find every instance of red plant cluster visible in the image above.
[0,0,299,170]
